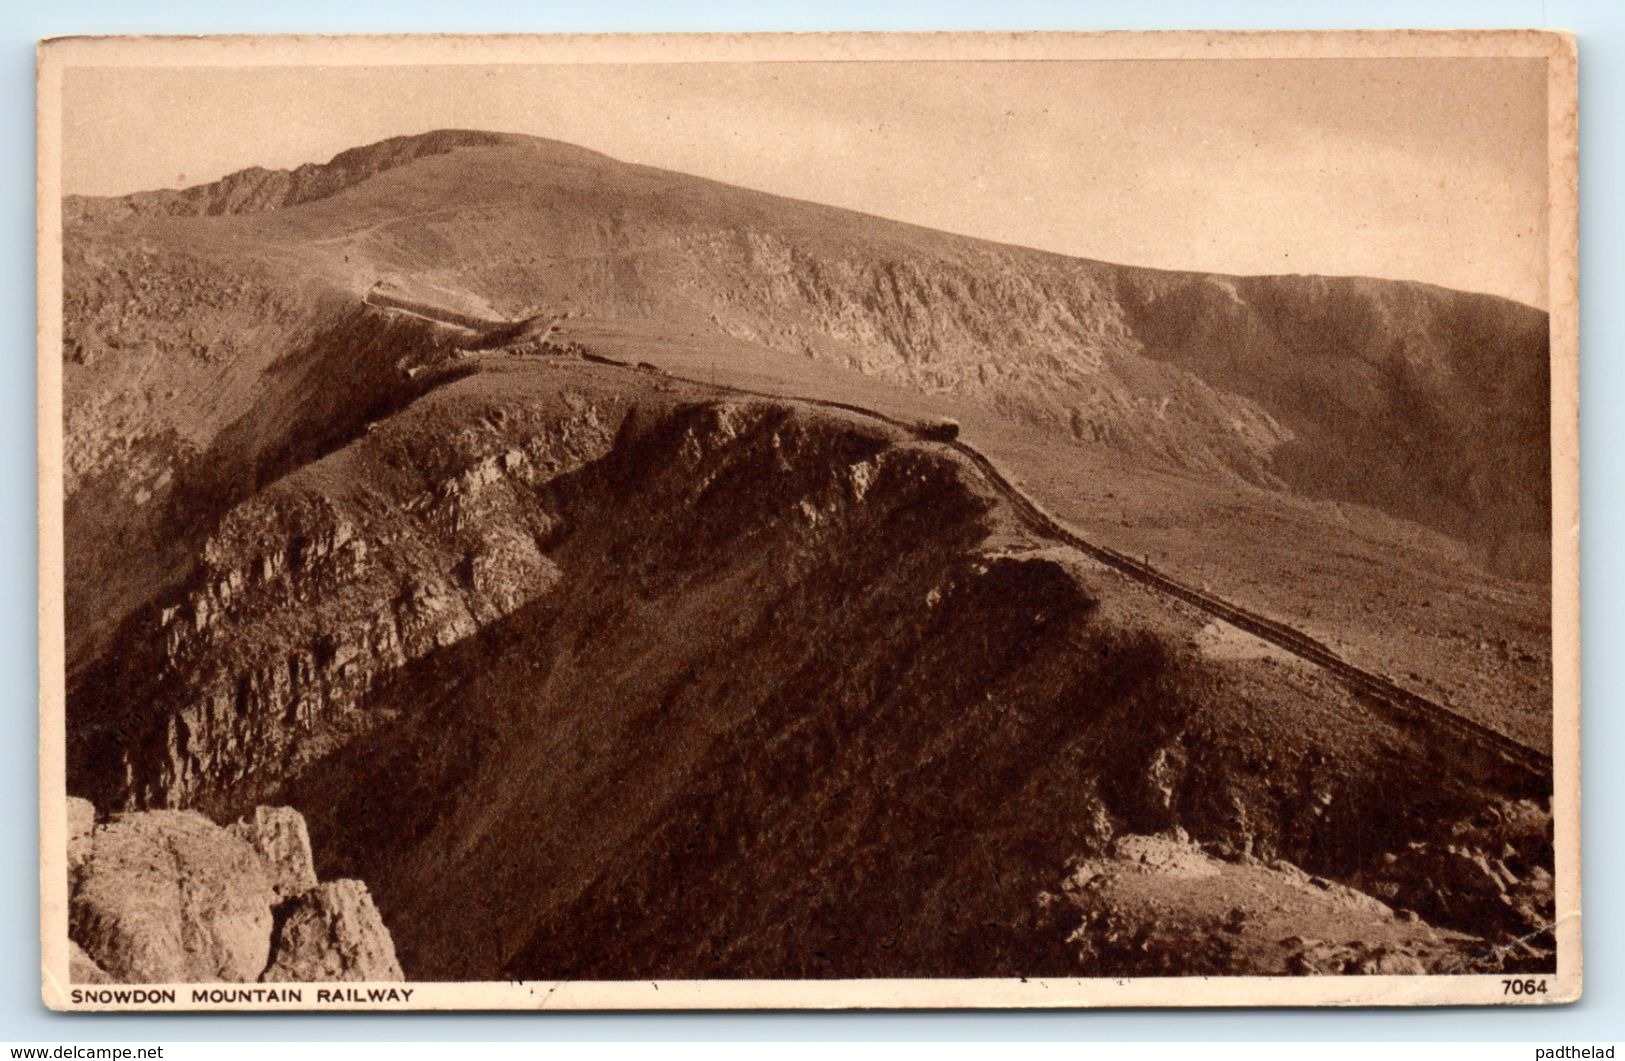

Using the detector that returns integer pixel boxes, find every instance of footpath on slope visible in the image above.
[366,296,1554,786]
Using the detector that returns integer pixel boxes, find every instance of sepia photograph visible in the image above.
[35,30,1579,1010]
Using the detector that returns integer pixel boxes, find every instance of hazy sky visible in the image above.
[61,58,1549,306]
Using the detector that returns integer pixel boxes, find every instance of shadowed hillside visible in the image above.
[68,364,1553,979]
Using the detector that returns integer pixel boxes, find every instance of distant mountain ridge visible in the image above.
[64,129,528,224]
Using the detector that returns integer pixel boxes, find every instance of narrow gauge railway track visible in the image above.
[700,386,1551,787]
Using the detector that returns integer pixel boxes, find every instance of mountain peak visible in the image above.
[64,128,554,224]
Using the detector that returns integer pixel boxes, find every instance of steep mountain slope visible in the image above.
[66,130,1550,573]
[69,360,1551,978]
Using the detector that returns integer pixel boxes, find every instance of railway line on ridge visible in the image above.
[371,294,1555,788]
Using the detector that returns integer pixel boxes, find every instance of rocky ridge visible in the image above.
[64,130,522,225]
[1044,815,1554,976]
[65,363,1554,978]
[71,379,624,814]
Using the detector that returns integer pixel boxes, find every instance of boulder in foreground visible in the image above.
[70,810,276,983]
[262,880,405,982]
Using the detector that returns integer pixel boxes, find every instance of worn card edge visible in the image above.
[33,28,1581,1012]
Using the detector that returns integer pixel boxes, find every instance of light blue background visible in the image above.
[4,0,1618,1042]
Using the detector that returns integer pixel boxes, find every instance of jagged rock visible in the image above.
[262,880,404,982]
[229,806,318,902]
[67,796,96,870]
[1291,941,1431,976]
[69,940,115,984]
[463,527,561,622]
[70,810,275,983]
[1054,834,1479,976]
[1369,838,1552,942]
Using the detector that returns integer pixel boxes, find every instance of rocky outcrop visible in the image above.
[229,806,319,902]
[68,941,115,984]
[70,809,277,983]
[1046,832,1482,976]
[68,801,401,984]
[1359,798,1555,960]
[263,881,404,982]
[71,390,620,814]
[1041,806,1559,977]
